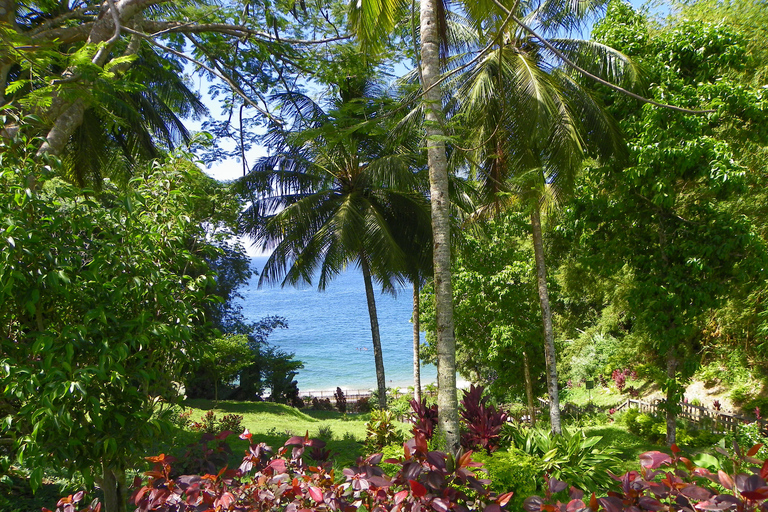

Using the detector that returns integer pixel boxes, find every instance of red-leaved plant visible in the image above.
[459,384,508,454]
[124,429,513,512]
[409,398,439,440]
[524,442,768,512]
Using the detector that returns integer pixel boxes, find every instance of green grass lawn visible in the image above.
[177,399,412,469]
[583,423,665,474]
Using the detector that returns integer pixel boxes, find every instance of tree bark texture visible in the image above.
[420,0,460,454]
[531,206,562,434]
[100,461,127,512]
[523,350,536,427]
[413,279,422,403]
[360,253,388,410]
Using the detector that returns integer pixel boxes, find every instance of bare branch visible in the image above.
[490,0,716,114]
[92,0,123,64]
[140,20,351,45]
[120,26,281,124]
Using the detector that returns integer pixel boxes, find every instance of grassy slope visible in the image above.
[180,400,411,469]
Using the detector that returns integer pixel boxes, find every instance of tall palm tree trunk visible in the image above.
[531,205,562,434]
[420,0,460,454]
[360,253,388,409]
[413,279,422,403]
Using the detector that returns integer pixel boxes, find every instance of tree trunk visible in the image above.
[666,348,678,446]
[523,350,536,427]
[36,0,153,156]
[420,0,459,454]
[413,279,422,403]
[360,253,388,410]
[99,461,127,512]
[531,205,562,434]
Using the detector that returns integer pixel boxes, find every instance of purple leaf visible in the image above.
[598,496,625,512]
[639,451,672,469]
[681,486,714,501]
[566,499,586,512]
[523,496,544,512]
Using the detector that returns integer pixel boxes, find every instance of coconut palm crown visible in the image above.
[236,74,431,408]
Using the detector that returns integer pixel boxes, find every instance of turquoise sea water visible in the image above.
[237,257,437,393]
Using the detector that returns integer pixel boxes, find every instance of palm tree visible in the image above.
[453,19,631,433]
[350,0,629,447]
[236,75,430,410]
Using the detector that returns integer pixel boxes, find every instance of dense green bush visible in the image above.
[623,409,723,448]
[473,449,541,511]
[508,426,622,493]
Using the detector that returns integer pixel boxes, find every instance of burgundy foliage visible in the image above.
[611,370,626,392]
[43,491,101,512]
[409,398,439,440]
[524,442,768,512]
[459,384,508,454]
[334,387,347,414]
[121,429,512,512]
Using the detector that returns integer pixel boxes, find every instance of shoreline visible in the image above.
[298,376,471,398]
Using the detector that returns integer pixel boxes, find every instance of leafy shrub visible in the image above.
[388,392,414,418]
[176,431,234,475]
[123,431,512,512]
[311,397,333,410]
[168,408,193,430]
[334,387,347,413]
[722,421,768,458]
[730,384,755,405]
[473,449,541,511]
[42,491,100,512]
[510,426,622,493]
[218,414,244,434]
[459,384,508,454]
[191,411,219,434]
[189,411,243,435]
[355,396,372,413]
[742,396,768,417]
[409,398,438,440]
[315,425,334,442]
[525,443,768,512]
[365,410,403,452]
[611,369,626,391]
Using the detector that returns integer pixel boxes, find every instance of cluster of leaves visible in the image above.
[410,398,439,441]
[460,385,509,454]
[335,387,348,414]
[43,491,101,512]
[189,412,243,435]
[510,427,622,492]
[122,430,512,512]
[525,443,768,512]
[0,138,225,490]
[311,397,334,411]
[365,410,404,452]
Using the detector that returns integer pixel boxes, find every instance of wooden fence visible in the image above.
[300,388,436,406]
[615,399,768,433]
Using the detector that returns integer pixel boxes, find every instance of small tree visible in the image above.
[0,136,225,512]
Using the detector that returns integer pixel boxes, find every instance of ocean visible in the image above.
[237,256,437,393]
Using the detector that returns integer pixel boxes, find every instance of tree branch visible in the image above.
[140,20,351,45]
[120,26,281,124]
